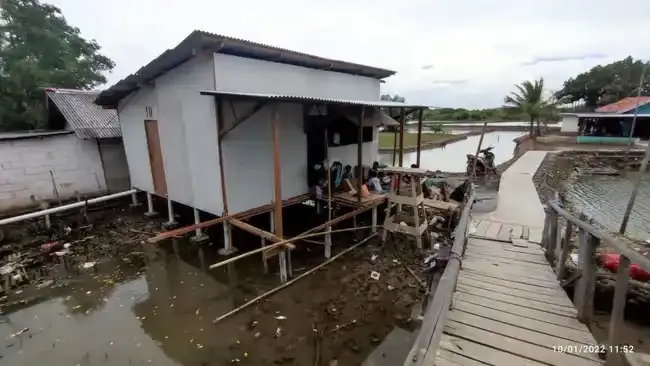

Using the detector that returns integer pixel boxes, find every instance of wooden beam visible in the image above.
[398,107,405,167]
[220,101,266,138]
[215,98,229,215]
[416,108,424,167]
[228,218,295,249]
[148,193,309,243]
[272,106,283,238]
[357,107,365,204]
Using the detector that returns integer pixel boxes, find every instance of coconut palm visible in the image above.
[504,78,555,138]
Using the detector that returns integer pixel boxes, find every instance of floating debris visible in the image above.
[10,328,29,337]
[370,271,381,281]
[274,316,287,320]
[274,327,282,338]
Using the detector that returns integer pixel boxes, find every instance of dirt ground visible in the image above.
[0,197,446,365]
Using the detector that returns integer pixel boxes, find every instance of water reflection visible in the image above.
[379,131,525,172]
[565,173,650,241]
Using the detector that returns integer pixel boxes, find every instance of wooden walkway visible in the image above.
[435,219,604,366]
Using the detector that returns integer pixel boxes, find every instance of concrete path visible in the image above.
[476,150,549,229]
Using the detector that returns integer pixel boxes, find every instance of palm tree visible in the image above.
[504,78,555,138]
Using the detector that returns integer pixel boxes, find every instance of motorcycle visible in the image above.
[466,145,497,177]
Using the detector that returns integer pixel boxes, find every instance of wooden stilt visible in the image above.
[372,206,378,233]
[416,108,424,167]
[261,236,269,274]
[399,108,405,167]
[357,107,365,205]
[325,128,332,259]
[271,106,287,283]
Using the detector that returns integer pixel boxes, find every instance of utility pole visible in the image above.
[620,63,649,234]
[624,64,648,162]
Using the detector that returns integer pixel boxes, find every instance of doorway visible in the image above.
[306,125,327,187]
[144,120,168,196]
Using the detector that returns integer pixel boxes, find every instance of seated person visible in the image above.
[367,170,382,193]
[341,165,353,181]
[378,171,391,191]
[402,164,419,185]
[449,180,469,202]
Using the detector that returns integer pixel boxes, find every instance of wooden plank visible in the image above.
[471,237,540,251]
[458,277,575,307]
[437,349,491,366]
[470,241,544,255]
[474,221,491,237]
[461,260,558,282]
[455,292,586,330]
[456,284,577,317]
[464,252,552,268]
[497,224,514,241]
[444,321,602,366]
[529,228,543,243]
[452,300,596,344]
[447,312,601,361]
[439,333,546,366]
[459,271,565,297]
[510,225,523,239]
[462,267,559,289]
[484,221,502,239]
[511,237,534,248]
[466,247,549,265]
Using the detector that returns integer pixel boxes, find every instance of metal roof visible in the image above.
[45,88,121,138]
[0,130,74,141]
[560,112,650,118]
[595,97,650,113]
[96,30,396,107]
[198,90,430,109]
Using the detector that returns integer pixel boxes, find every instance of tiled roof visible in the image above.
[96,30,396,107]
[595,97,650,113]
[45,88,121,138]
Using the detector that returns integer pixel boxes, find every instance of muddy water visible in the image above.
[0,236,424,366]
[564,172,650,241]
[378,131,525,172]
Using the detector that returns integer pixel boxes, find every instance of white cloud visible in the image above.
[49,0,650,108]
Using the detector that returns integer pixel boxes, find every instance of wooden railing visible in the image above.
[545,199,650,365]
[403,185,476,366]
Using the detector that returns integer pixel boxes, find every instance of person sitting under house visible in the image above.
[367,170,382,193]
[341,165,353,181]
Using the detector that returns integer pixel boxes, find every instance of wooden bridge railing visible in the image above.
[403,185,477,366]
[545,199,650,365]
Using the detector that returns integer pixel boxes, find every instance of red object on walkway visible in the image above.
[599,253,650,282]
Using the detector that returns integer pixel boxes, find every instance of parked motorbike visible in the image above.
[466,146,497,177]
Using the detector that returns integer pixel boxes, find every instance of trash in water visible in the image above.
[370,254,378,261]
[10,328,29,337]
[570,253,579,265]
[81,262,97,269]
[274,327,282,338]
[274,316,287,320]
[254,332,261,338]
[387,285,395,290]
[196,344,204,349]
[370,271,381,281]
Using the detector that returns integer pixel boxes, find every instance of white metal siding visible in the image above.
[146,55,223,214]
[118,87,156,193]
[0,134,107,212]
[560,115,579,133]
[221,103,307,213]
[213,54,380,100]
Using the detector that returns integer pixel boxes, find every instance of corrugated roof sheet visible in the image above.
[45,88,121,138]
[198,90,430,109]
[560,112,650,118]
[0,130,74,141]
[96,30,396,107]
[595,97,650,113]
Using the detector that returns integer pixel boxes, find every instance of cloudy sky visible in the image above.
[49,0,650,109]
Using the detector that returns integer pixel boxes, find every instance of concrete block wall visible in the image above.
[0,133,108,213]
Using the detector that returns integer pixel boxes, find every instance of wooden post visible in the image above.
[416,108,424,167]
[545,207,558,263]
[606,255,630,366]
[541,207,551,249]
[469,121,488,183]
[556,220,572,280]
[272,106,287,283]
[325,129,332,259]
[357,107,365,204]
[261,214,269,274]
[371,206,377,233]
[576,229,599,324]
[398,108,405,167]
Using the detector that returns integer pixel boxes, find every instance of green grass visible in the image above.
[378,132,455,149]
